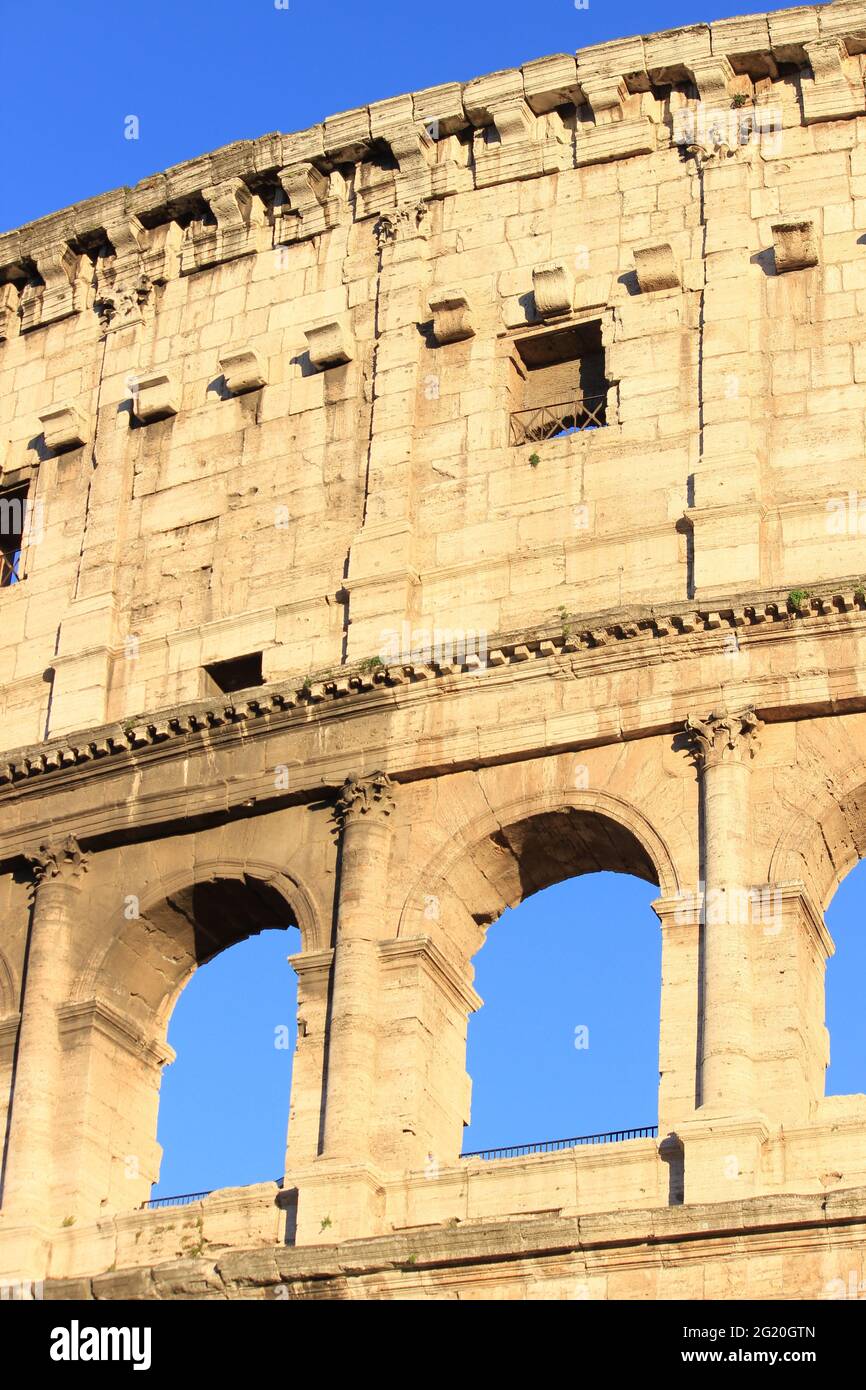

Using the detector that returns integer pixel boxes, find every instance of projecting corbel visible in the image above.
[633,242,681,293]
[218,347,268,394]
[19,243,91,330]
[687,56,736,106]
[0,282,20,341]
[771,220,819,272]
[580,74,630,122]
[305,319,353,370]
[38,402,89,453]
[532,261,574,318]
[802,38,866,122]
[429,289,474,345]
[130,369,180,423]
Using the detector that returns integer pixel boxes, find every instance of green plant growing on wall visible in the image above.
[788,589,811,609]
[528,452,540,468]
[558,604,574,639]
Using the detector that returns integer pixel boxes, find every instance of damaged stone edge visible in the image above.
[42,1180,866,1300]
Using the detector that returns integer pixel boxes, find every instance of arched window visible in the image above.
[151,927,299,1199]
[86,868,307,1214]
[825,858,866,1097]
[454,804,666,1157]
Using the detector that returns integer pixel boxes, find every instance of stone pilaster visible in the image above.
[2,836,89,1227]
[321,772,396,1164]
[685,708,762,1117]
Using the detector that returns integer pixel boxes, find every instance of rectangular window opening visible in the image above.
[204,651,264,695]
[0,484,29,588]
[509,321,610,446]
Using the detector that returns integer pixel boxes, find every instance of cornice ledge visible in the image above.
[0,575,864,793]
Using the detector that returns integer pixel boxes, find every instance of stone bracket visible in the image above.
[633,242,681,293]
[19,243,91,331]
[38,403,89,453]
[182,178,267,272]
[131,369,179,423]
[429,288,474,345]
[306,319,353,370]
[275,163,346,245]
[803,39,866,123]
[219,346,268,394]
[771,220,819,273]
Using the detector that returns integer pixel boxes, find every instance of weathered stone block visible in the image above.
[305,319,353,369]
[38,402,88,452]
[772,219,819,272]
[131,369,180,422]
[218,347,268,394]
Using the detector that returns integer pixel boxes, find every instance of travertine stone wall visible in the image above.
[2,0,866,1300]
[0,1,864,749]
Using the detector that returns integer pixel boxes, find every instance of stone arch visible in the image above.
[399,786,681,941]
[768,763,866,913]
[74,855,324,1026]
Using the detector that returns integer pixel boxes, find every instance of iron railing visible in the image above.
[462,1125,657,1162]
[0,548,21,588]
[142,1177,282,1210]
[510,393,607,446]
[142,1190,213,1210]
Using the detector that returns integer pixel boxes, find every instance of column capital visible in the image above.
[685,707,762,770]
[334,771,395,829]
[26,833,90,888]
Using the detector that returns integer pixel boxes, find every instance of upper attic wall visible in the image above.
[0,2,863,277]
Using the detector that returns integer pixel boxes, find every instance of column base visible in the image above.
[676,1114,770,1205]
[289,1160,387,1245]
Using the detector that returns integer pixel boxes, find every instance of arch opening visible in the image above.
[825,857,866,1101]
[78,867,310,1214]
[451,805,664,1158]
[152,926,300,1200]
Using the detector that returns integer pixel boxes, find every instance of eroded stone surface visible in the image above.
[2,0,866,1300]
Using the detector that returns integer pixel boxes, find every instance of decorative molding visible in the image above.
[27,834,90,886]
[685,707,763,770]
[0,579,864,792]
[379,937,483,1016]
[57,998,174,1069]
[334,770,396,828]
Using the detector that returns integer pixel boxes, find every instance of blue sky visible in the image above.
[154,864,866,1198]
[2,0,779,233]
[3,0,857,1197]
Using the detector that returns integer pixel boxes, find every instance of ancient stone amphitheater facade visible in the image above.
[1,0,866,1300]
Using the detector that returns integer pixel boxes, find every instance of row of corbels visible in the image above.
[35,214,825,454]
[1,15,862,307]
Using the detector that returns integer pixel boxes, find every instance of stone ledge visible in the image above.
[0,574,864,795]
[42,1182,866,1300]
